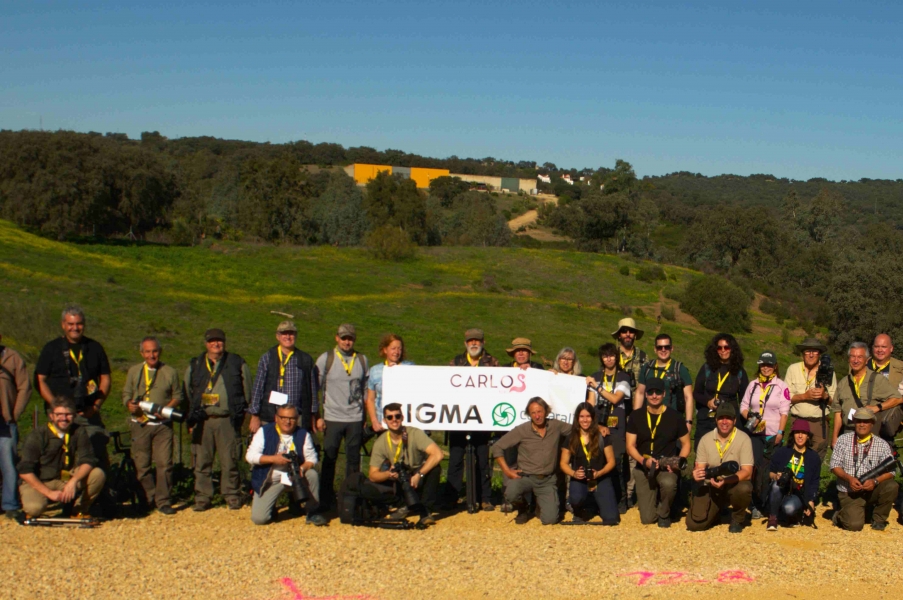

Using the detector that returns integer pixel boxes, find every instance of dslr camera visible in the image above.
[138,400,184,422]
[390,461,421,509]
[646,455,687,482]
[704,460,739,481]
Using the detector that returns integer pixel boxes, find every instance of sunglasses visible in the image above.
[339,336,355,341]
[646,390,664,396]
[717,345,731,350]
[385,414,403,422]
[655,345,672,350]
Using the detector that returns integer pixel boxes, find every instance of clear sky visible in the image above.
[2,1,901,180]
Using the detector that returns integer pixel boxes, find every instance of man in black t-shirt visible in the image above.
[626,380,690,528]
[34,305,112,470]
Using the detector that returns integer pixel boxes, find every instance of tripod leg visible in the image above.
[465,435,476,513]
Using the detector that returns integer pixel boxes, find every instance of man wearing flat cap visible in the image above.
[831,342,903,449]
[830,407,899,531]
[444,328,500,511]
[686,403,754,533]
[184,328,252,511]
[249,321,318,435]
[506,338,544,370]
[785,337,837,459]
[612,318,646,507]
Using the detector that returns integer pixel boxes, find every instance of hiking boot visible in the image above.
[831,511,841,528]
[728,522,743,534]
[192,503,211,513]
[658,517,671,528]
[418,514,436,526]
[514,508,533,525]
[767,516,778,531]
[481,502,495,512]
[871,520,888,531]
[306,514,328,526]
[500,501,513,514]
[388,506,410,521]
[158,505,176,516]
[227,499,243,510]
[618,499,627,515]
[5,509,23,521]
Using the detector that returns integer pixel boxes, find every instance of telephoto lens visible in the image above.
[138,400,185,422]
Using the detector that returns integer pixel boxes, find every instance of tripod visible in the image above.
[106,431,144,509]
[464,434,479,514]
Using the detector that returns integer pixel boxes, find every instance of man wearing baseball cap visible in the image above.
[830,407,899,531]
[785,337,837,459]
[687,403,754,533]
[765,419,821,531]
[443,328,499,511]
[184,328,252,511]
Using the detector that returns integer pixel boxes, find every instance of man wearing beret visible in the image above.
[184,328,251,511]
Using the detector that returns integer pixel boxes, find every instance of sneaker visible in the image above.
[388,506,410,521]
[831,511,841,528]
[5,509,23,521]
[481,502,495,512]
[158,505,176,516]
[306,514,328,526]
[500,501,513,513]
[728,522,743,534]
[767,516,778,531]
[871,520,888,531]
[192,503,211,513]
[571,514,585,524]
[227,499,243,510]
[418,514,436,526]
[514,509,532,525]
[618,500,627,515]
[751,507,763,520]
[658,517,671,529]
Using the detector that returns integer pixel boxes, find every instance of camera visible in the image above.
[361,424,377,445]
[597,398,613,427]
[392,462,421,509]
[667,375,686,412]
[744,412,762,433]
[282,451,319,513]
[185,407,209,428]
[816,354,834,389]
[138,401,184,422]
[646,455,687,482]
[776,468,793,492]
[704,460,739,480]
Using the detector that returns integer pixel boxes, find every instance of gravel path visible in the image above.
[3,505,899,599]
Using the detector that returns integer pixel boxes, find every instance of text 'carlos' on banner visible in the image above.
[380,366,588,432]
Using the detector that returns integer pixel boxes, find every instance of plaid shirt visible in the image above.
[829,431,894,493]
[249,350,318,416]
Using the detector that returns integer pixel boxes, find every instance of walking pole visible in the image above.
[465,434,478,514]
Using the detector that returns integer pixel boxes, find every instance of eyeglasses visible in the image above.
[385,414,402,422]
[559,357,574,362]
[803,349,820,354]
[655,345,672,351]
[717,345,731,350]
[275,415,298,421]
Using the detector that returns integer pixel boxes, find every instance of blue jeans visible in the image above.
[768,481,803,522]
[569,476,619,524]
[0,420,20,511]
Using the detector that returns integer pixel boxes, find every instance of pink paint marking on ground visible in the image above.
[619,571,754,586]
[278,578,379,600]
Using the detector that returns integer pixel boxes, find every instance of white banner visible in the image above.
[380,366,588,431]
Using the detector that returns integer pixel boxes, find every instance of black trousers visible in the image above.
[445,431,493,503]
[365,467,441,513]
[321,420,363,504]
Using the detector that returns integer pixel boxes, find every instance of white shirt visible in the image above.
[245,427,318,483]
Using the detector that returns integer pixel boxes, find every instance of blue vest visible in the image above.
[250,423,309,495]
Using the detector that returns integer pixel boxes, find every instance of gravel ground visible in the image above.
[3,504,900,600]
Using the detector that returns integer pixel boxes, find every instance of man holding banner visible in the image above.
[443,328,499,511]
[492,397,571,525]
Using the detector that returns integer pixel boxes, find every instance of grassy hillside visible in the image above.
[0,219,808,435]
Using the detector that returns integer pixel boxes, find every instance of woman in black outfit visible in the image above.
[692,333,749,448]
[560,402,619,524]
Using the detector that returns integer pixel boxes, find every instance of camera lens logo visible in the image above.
[492,402,516,427]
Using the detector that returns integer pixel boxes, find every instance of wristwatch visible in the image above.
[873,478,880,487]
[685,420,693,425]
[877,403,884,411]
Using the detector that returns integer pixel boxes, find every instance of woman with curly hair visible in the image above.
[692,333,750,447]
[560,402,618,524]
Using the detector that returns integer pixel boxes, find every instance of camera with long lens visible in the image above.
[392,461,421,509]
[185,406,209,428]
[282,451,319,513]
[647,455,687,480]
[703,460,739,481]
[816,354,834,388]
[138,400,184,422]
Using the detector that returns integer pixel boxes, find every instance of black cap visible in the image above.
[715,403,737,419]
[645,379,666,394]
[204,328,226,342]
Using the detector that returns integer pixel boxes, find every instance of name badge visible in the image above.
[279,471,293,487]
[86,380,98,395]
[201,393,220,406]
[847,408,856,423]
[268,391,289,406]
[607,416,618,428]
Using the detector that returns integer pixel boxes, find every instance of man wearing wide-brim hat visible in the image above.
[784,337,837,460]
[506,338,544,370]
[610,317,647,509]
[829,407,899,531]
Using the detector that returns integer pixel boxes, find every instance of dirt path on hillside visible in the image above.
[508,209,538,231]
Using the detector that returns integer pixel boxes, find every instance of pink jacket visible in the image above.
[740,377,790,436]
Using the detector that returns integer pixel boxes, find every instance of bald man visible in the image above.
[869,334,903,391]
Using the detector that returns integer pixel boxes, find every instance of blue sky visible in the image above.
[2,1,901,180]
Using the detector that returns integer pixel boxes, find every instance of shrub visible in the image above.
[634,308,646,318]
[619,265,630,276]
[663,283,684,302]
[680,275,752,333]
[661,305,676,321]
[620,305,633,316]
[365,225,417,261]
[781,327,790,346]
[635,265,667,283]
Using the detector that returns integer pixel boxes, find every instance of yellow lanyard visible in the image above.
[466,353,480,366]
[714,370,730,397]
[387,435,403,463]
[68,348,83,373]
[619,351,633,371]
[871,359,889,374]
[336,348,357,376]
[275,425,295,453]
[715,428,737,459]
[603,373,615,393]
[647,408,664,453]
[790,453,804,478]
[48,423,70,468]
[205,357,217,392]
[580,435,592,463]
[142,364,156,398]
[852,373,865,398]
[802,363,816,388]
[757,382,773,411]
[278,347,294,389]
[653,359,672,378]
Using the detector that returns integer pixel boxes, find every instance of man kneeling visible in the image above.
[246,405,326,525]
[18,397,105,517]
[830,407,899,531]
[686,403,754,533]
[367,403,443,526]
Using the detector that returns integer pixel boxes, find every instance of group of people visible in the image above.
[2,306,902,534]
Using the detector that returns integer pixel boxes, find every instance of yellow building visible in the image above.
[344,164,450,188]
[344,163,393,185]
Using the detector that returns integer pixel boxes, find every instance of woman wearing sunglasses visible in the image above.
[692,333,749,448]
